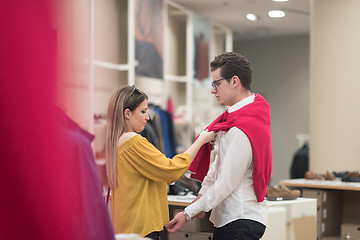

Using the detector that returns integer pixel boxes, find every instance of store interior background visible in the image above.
[54,0,360,186]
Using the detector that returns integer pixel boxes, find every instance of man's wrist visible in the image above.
[182,210,192,222]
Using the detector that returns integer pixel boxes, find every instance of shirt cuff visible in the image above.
[184,197,204,218]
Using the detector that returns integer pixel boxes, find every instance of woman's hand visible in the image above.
[184,130,217,160]
[198,129,217,145]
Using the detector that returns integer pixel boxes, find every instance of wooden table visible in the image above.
[280,178,360,191]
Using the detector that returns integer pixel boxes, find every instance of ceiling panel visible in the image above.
[170,0,310,40]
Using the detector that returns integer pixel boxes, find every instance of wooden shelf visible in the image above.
[280,178,360,191]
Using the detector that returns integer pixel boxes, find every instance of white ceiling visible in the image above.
[171,0,310,40]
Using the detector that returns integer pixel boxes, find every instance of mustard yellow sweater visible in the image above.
[112,134,191,237]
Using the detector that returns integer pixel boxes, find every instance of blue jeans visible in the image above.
[213,219,266,240]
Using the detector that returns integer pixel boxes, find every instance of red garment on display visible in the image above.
[0,1,114,239]
[189,94,272,202]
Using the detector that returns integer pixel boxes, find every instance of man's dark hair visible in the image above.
[210,52,252,90]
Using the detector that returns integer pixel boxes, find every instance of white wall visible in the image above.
[310,0,360,173]
[53,0,92,131]
[234,34,310,185]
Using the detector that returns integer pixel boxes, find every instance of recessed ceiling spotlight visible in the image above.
[273,0,288,2]
[268,10,285,18]
[246,13,258,21]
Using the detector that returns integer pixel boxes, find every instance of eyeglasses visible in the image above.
[130,85,143,95]
[211,77,231,90]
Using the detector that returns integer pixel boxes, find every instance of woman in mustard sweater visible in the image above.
[105,85,216,239]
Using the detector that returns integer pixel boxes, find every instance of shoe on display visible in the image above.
[342,171,360,182]
[266,185,300,201]
[324,171,336,181]
[304,170,323,180]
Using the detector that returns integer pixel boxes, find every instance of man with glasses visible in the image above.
[166,52,272,240]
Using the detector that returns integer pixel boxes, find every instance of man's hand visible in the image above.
[165,212,186,234]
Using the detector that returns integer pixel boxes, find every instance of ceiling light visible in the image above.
[246,14,258,21]
[273,0,288,2]
[268,10,285,18]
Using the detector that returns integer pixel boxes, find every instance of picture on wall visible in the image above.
[193,13,212,87]
[134,0,164,79]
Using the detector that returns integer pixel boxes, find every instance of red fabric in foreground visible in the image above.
[0,1,114,239]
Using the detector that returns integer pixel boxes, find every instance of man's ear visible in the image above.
[124,109,131,120]
[232,76,240,87]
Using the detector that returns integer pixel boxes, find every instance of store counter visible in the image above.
[168,194,317,240]
[280,178,360,191]
[280,178,360,239]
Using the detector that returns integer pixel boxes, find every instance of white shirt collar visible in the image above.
[227,94,255,113]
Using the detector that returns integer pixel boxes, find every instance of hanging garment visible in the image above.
[290,143,309,179]
[140,121,160,150]
[57,109,114,240]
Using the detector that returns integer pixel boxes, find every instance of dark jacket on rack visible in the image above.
[290,143,309,179]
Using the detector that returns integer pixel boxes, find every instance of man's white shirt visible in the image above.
[185,94,268,227]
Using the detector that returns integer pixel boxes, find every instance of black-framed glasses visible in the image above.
[211,77,230,90]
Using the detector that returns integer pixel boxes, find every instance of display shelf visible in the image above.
[279,178,360,239]
[166,2,188,78]
[55,0,233,149]
[280,178,360,191]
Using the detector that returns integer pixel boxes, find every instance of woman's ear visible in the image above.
[124,109,131,120]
